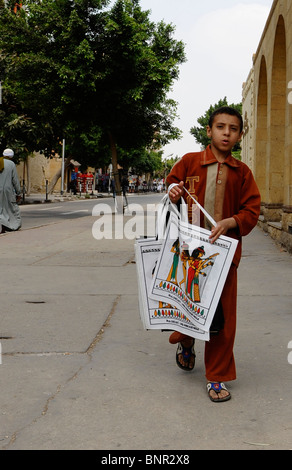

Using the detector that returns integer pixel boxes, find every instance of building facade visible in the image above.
[242,0,292,252]
[16,153,67,194]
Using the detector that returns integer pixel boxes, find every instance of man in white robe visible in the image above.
[0,149,22,233]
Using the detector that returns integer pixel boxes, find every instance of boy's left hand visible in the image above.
[209,217,237,244]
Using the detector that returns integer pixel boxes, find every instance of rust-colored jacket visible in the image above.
[167,145,261,267]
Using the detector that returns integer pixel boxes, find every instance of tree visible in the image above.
[0,0,109,157]
[0,0,186,193]
[190,97,242,157]
[0,0,110,191]
[120,148,164,176]
[94,0,186,192]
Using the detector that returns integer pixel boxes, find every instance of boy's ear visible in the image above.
[238,131,244,142]
[206,125,212,138]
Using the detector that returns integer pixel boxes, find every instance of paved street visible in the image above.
[0,196,292,450]
[19,199,95,230]
[19,193,149,230]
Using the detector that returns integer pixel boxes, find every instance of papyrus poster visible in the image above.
[135,237,210,341]
[149,213,238,333]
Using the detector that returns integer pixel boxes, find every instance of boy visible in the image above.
[167,107,261,402]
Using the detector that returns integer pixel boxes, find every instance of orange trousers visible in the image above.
[170,264,237,382]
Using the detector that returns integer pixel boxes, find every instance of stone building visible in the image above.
[242,0,292,252]
[16,153,80,195]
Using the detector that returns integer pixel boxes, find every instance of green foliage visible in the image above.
[118,147,164,175]
[190,97,242,156]
[0,0,185,175]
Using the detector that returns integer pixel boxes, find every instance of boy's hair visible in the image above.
[209,106,243,133]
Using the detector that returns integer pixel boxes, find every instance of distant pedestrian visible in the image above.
[121,175,129,206]
[70,170,77,195]
[0,148,22,233]
[111,178,116,198]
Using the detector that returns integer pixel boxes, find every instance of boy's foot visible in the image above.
[169,331,190,344]
[206,382,231,402]
[176,339,196,371]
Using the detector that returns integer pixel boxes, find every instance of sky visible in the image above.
[138,0,274,158]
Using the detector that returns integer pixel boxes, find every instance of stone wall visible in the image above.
[242,0,292,253]
[16,153,64,194]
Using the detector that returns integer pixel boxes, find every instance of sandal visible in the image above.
[206,382,231,403]
[176,340,196,372]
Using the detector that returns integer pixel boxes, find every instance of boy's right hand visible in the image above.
[169,181,184,204]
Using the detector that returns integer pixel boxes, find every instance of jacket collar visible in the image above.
[201,145,240,168]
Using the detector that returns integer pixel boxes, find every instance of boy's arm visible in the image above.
[210,168,261,243]
[209,217,237,244]
[232,168,261,237]
[168,181,184,204]
[166,156,187,204]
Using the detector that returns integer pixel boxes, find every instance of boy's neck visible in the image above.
[210,143,230,163]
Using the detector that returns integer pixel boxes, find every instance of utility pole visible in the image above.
[61,139,65,195]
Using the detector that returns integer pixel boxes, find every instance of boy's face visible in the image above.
[207,114,243,155]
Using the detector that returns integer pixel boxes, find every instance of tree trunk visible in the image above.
[26,155,31,195]
[48,156,71,194]
[21,156,31,195]
[108,131,121,195]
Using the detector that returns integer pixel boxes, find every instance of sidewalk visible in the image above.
[21,191,111,205]
[21,190,155,205]
[0,211,291,450]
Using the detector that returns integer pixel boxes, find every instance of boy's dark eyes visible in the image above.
[216,125,238,132]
